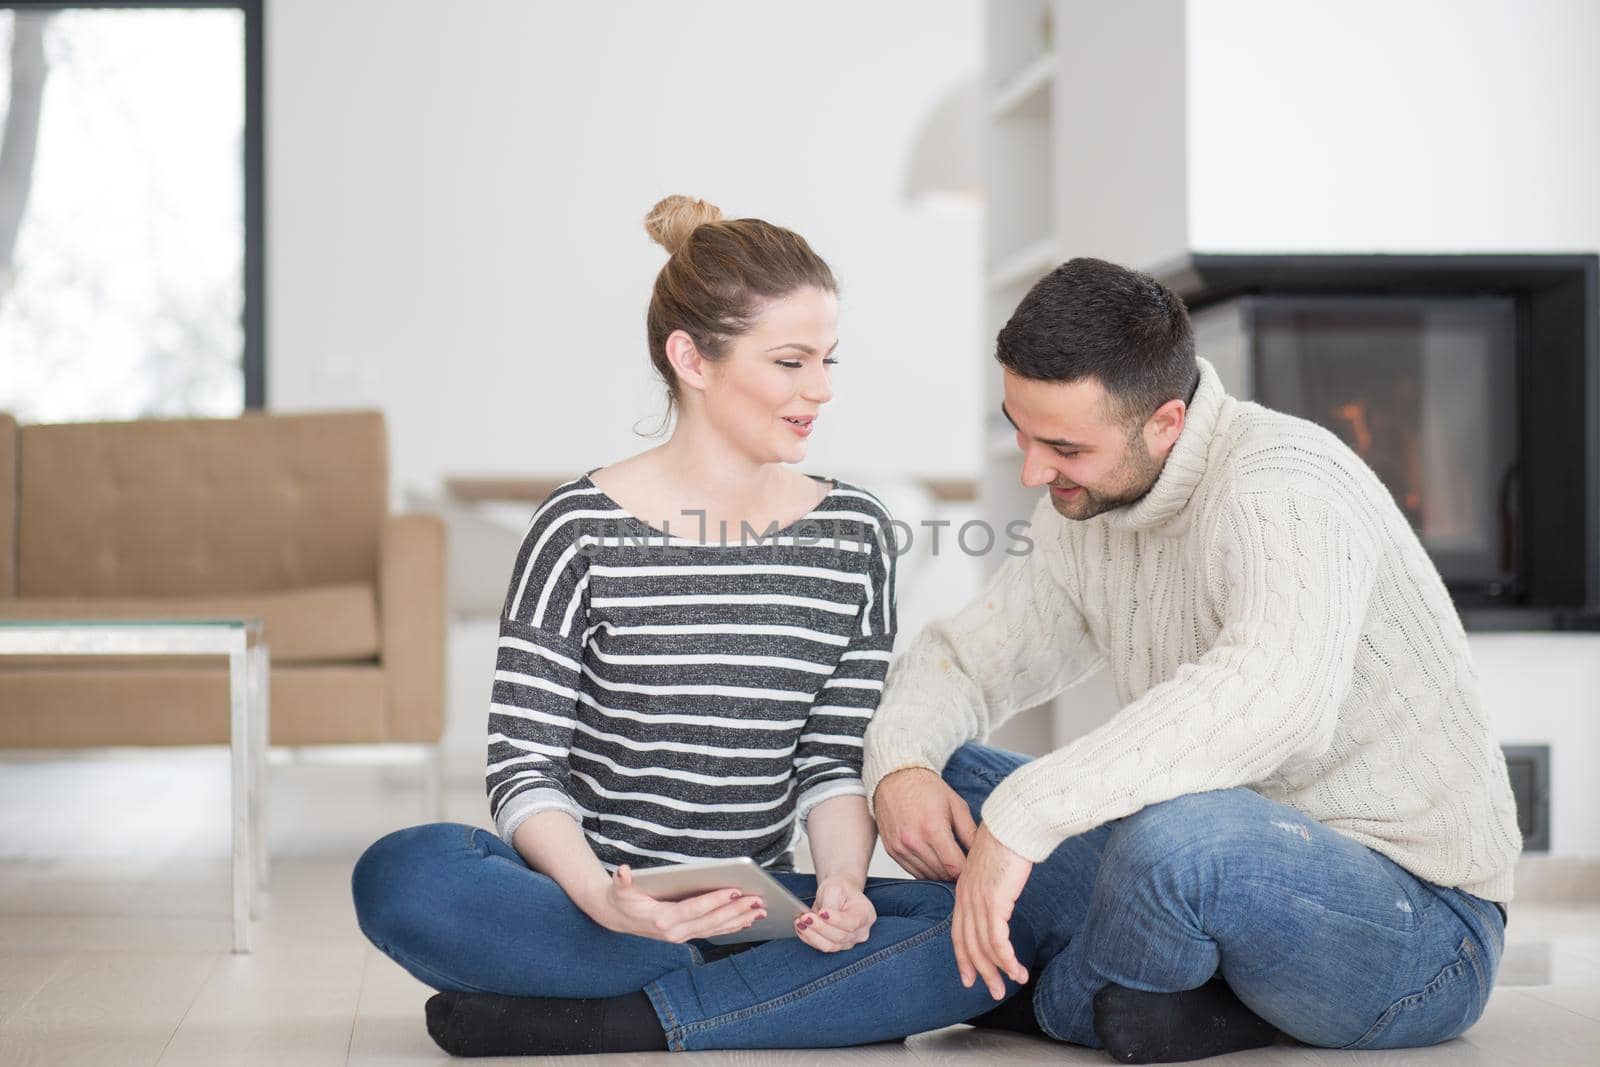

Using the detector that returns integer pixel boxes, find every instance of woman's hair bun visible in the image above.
[644,195,725,255]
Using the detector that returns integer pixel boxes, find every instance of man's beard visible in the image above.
[1048,428,1165,520]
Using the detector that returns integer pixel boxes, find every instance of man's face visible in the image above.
[1001,371,1181,521]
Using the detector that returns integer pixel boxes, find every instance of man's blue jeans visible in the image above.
[943,743,1507,1051]
[352,821,1024,1050]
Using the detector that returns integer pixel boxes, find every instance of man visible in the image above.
[864,257,1520,1062]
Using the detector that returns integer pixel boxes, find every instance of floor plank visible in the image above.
[0,952,215,1067]
[0,953,70,1023]
[156,942,367,1066]
[346,946,452,1067]
[1517,983,1600,1024]
[1441,987,1600,1063]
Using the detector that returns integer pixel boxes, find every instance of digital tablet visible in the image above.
[629,857,810,944]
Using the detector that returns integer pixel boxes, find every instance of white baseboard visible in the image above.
[1514,855,1600,904]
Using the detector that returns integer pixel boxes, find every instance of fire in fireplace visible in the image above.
[1248,294,1519,595]
[1163,254,1598,631]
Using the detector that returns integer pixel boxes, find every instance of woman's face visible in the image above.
[694,286,839,465]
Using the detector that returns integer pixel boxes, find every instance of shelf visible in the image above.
[987,237,1057,291]
[989,53,1054,120]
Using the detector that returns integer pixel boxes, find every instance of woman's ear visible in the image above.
[665,330,712,395]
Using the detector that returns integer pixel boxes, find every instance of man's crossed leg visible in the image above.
[942,743,1504,1060]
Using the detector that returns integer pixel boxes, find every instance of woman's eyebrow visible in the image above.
[765,340,840,355]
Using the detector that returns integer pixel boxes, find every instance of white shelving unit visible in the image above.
[981,0,1059,464]
[976,1,1200,759]
[980,0,1060,757]
[988,52,1054,120]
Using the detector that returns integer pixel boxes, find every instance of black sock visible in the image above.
[968,981,1047,1037]
[425,989,668,1057]
[1092,978,1280,1063]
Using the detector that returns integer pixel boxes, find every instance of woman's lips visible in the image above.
[782,415,815,437]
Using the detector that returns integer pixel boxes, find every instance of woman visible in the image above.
[351,196,1026,1056]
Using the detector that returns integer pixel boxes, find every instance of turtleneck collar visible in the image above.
[1101,356,1226,536]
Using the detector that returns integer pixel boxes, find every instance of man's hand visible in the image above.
[793,875,876,953]
[874,767,979,880]
[951,825,1033,1000]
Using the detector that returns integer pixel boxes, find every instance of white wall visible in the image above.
[266,0,983,495]
[1186,0,1600,253]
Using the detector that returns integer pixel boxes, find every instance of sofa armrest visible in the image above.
[379,512,448,742]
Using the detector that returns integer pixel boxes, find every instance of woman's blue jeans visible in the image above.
[943,743,1506,1051]
[351,821,1023,1051]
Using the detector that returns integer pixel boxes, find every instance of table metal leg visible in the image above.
[229,634,252,953]
[249,643,271,893]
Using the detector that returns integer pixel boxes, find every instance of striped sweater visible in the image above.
[486,473,897,870]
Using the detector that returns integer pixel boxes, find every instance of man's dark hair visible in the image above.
[996,257,1198,425]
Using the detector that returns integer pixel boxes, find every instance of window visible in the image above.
[0,0,263,422]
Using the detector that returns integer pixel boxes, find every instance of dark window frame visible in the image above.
[5,0,266,408]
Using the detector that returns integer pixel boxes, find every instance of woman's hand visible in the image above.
[594,864,768,943]
[793,875,876,952]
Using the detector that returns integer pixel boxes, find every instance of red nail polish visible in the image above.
[819,912,830,920]
[730,891,741,900]
[749,900,761,909]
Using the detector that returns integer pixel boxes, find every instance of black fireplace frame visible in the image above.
[1156,253,1600,632]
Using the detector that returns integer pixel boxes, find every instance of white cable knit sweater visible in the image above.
[863,357,1522,902]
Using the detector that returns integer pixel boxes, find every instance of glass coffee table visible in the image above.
[0,618,270,952]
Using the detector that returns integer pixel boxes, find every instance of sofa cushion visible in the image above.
[16,410,387,597]
[0,664,388,746]
[0,583,379,663]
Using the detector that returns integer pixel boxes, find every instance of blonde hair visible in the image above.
[643,195,837,416]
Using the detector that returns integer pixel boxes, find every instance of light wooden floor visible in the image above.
[0,751,1596,1066]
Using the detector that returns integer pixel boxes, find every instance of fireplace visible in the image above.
[1161,254,1599,631]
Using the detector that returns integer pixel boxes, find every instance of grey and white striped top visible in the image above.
[486,472,897,870]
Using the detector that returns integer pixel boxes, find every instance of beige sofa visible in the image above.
[0,410,445,750]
